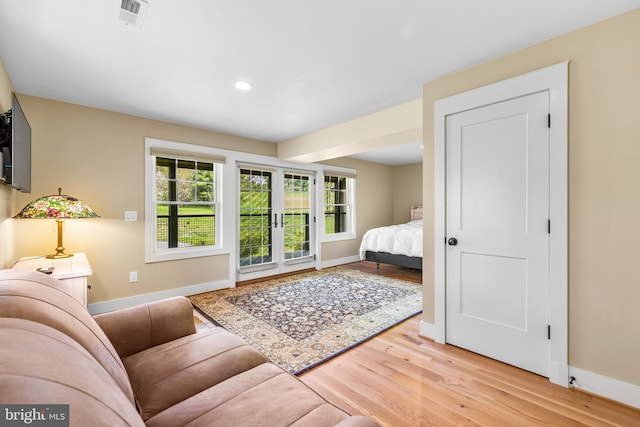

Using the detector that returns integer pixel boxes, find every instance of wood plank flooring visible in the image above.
[300,262,640,427]
[194,261,640,426]
[340,260,422,284]
[300,314,640,426]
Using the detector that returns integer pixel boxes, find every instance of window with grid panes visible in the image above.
[324,174,353,235]
[155,157,218,250]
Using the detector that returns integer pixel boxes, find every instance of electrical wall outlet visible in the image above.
[125,211,137,222]
[129,271,138,283]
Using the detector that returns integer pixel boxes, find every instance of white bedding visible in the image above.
[359,219,423,259]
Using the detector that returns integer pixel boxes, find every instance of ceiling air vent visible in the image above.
[119,0,149,28]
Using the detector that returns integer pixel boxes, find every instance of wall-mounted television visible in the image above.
[0,93,31,193]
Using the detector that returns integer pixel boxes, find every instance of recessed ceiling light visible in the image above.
[234,80,253,91]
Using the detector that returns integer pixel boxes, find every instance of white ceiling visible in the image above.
[0,1,638,165]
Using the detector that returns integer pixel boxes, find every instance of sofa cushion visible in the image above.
[123,326,268,421]
[94,296,197,358]
[0,318,144,427]
[0,270,135,404]
[146,362,379,427]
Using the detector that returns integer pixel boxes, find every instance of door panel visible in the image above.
[238,165,315,280]
[460,114,528,233]
[459,253,527,330]
[446,91,550,376]
[283,172,311,262]
[239,167,274,269]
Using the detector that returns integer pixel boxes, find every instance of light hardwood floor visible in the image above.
[300,314,640,426]
[195,262,640,426]
[301,262,640,427]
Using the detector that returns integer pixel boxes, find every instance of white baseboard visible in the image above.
[321,255,361,269]
[87,279,232,315]
[419,319,435,340]
[418,322,638,409]
[91,254,360,314]
[569,366,640,410]
[87,273,640,411]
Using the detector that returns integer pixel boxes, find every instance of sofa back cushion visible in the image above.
[0,318,144,426]
[0,270,135,404]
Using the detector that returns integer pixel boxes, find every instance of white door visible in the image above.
[445,91,550,376]
[238,165,316,281]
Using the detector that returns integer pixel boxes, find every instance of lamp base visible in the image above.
[46,253,74,259]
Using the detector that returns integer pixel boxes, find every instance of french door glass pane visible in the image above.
[284,173,311,260]
[239,168,272,266]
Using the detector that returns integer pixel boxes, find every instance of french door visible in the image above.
[237,164,315,281]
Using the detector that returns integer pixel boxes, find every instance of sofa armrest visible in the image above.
[94,296,197,358]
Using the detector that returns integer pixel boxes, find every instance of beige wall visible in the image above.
[320,158,420,260]
[422,9,640,386]
[392,163,422,224]
[0,59,15,269]
[5,94,397,304]
[320,157,394,260]
[0,60,12,111]
[10,95,277,304]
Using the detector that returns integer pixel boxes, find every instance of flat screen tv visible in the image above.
[0,93,31,193]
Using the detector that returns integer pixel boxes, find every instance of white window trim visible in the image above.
[145,138,227,263]
[145,138,358,275]
[320,169,356,242]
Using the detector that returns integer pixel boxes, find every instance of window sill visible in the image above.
[321,232,356,243]
[145,246,228,263]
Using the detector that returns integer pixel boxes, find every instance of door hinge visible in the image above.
[547,219,551,234]
[314,215,316,223]
[547,325,551,340]
[548,114,551,128]
[313,254,316,261]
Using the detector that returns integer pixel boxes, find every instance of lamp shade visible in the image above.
[14,188,98,259]
[15,189,99,219]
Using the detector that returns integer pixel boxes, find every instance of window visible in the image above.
[155,157,217,249]
[323,172,355,240]
[146,140,225,263]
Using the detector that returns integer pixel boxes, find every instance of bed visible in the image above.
[359,206,423,270]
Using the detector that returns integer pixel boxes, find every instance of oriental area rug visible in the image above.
[189,267,422,375]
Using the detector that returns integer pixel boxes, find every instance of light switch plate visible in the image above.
[125,211,137,222]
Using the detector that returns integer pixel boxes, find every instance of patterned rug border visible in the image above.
[193,304,422,375]
[189,267,422,375]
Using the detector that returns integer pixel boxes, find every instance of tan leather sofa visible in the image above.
[0,270,380,426]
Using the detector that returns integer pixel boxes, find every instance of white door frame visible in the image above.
[434,62,569,386]
[236,163,317,282]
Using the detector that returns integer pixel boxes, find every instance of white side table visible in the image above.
[11,253,92,306]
